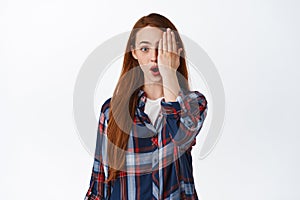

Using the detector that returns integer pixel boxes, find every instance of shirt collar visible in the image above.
[136,88,163,128]
[137,88,147,110]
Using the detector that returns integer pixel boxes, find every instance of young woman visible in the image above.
[85,13,208,200]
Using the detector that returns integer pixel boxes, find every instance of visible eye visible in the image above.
[140,47,149,52]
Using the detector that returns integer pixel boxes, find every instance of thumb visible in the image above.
[177,48,183,56]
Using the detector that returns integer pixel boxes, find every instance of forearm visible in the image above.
[162,71,181,102]
[161,90,208,149]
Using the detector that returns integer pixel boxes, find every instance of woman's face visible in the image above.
[131,26,163,84]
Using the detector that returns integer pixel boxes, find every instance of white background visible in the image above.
[1,0,300,199]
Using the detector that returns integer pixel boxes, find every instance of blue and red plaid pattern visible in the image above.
[85,88,208,200]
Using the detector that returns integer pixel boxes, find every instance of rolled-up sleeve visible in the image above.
[161,90,208,150]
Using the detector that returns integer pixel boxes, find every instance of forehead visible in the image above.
[135,26,163,45]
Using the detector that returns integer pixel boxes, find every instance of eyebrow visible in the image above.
[138,41,159,45]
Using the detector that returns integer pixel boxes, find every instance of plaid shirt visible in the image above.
[85,89,208,200]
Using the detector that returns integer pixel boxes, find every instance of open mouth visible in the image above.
[151,66,159,72]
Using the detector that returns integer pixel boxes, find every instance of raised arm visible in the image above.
[161,90,208,151]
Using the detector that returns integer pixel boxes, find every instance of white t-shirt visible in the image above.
[144,97,164,125]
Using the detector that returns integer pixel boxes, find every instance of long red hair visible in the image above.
[104,13,191,183]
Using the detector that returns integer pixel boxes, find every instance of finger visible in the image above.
[167,28,172,52]
[177,48,183,57]
[171,31,177,54]
[158,39,163,55]
[163,31,167,52]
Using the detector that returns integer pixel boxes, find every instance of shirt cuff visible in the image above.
[160,89,185,117]
[85,194,102,200]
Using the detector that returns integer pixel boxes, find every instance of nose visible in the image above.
[150,48,158,62]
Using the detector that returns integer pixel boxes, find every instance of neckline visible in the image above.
[146,96,164,103]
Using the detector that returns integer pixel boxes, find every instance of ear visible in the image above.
[131,45,138,60]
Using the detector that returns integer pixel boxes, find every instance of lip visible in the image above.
[150,65,160,76]
[150,65,159,70]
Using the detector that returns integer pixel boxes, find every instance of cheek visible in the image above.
[136,53,150,66]
[140,65,149,74]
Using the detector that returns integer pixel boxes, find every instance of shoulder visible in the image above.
[100,97,112,120]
